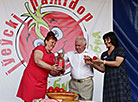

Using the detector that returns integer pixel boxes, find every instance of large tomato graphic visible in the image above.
[16,3,85,72]
[42,11,84,53]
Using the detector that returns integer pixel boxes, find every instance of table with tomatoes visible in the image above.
[33,86,91,102]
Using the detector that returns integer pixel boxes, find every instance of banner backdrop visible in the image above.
[0,0,112,102]
[113,0,138,102]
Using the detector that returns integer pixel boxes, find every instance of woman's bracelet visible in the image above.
[103,60,106,64]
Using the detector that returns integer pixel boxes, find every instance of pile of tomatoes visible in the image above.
[46,86,71,93]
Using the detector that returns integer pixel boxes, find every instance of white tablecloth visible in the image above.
[33,99,93,102]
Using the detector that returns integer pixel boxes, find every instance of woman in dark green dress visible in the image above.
[84,32,132,102]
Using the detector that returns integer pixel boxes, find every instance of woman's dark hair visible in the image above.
[44,31,57,42]
[103,32,120,48]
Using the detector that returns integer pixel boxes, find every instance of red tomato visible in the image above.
[46,89,49,93]
[67,91,71,93]
[93,56,97,60]
[55,87,60,92]
[53,89,58,93]
[48,89,53,93]
[64,90,67,92]
[49,86,54,90]
[84,55,89,62]
[59,88,64,93]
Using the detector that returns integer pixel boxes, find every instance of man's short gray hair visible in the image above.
[75,36,86,45]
